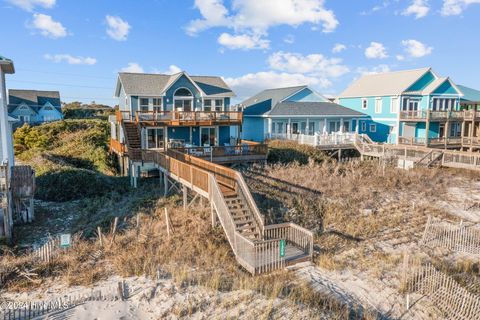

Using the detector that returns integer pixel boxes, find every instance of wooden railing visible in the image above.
[134,110,242,124]
[399,109,476,121]
[141,149,313,274]
[115,110,131,122]
[173,144,268,160]
[109,138,126,154]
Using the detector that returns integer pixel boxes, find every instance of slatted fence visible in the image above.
[420,216,480,255]
[402,258,480,319]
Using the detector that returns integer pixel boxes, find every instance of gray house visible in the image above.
[8,89,63,125]
[240,85,367,142]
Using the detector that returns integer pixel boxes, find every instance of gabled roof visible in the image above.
[8,89,61,113]
[269,102,366,117]
[0,55,14,74]
[115,72,235,98]
[458,85,480,102]
[241,85,307,111]
[339,67,433,98]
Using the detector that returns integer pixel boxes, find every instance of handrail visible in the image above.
[235,172,265,232]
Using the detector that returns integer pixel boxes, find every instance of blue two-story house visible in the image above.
[240,85,367,142]
[109,71,248,176]
[8,89,63,127]
[338,67,466,147]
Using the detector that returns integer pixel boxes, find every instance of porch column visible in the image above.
[267,118,272,139]
[163,172,168,197]
[340,118,344,133]
[287,118,291,138]
[355,119,359,134]
[444,121,449,150]
[469,118,475,151]
[323,118,327,135]
[306,118,310,135]
[425,110,431,147]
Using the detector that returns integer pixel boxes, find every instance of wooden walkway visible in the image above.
[140,149,313,275]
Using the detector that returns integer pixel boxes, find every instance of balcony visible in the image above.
[399,110,478,121]
[115,110,242,126]
[398,136,463,148]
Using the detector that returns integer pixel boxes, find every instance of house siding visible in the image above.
[242,117,265,142]
[406,71,435,91]
[285,88,327,103]
[164,75,202,111]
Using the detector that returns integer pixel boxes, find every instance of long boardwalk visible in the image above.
[140,149,313,275]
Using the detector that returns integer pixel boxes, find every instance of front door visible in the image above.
[439,124,445,138]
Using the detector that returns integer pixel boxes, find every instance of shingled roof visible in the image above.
[116,72,235,98]
[269,102,366,117]
[339,67,433,98]
[8,89,61,113]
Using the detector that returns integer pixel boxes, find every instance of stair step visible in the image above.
[241,230,260,239]
[236,224,256,232]
[235,218,254,226]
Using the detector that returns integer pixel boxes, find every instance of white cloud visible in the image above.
[268,51,349,78]
[401,39,433,57]
[283,34,295,44]
[225,71,329,101]
[163,65,182,74]
[30,13,67,39]
[7,0,55,11]
[44,54,96,65]
[356,64,391,76]
[402,0,430,18]
[105,15,131,41]
[187,0,339,36]
[364,42,388,59]
[332,43,346,53]
[441,0,480,15]
[218,33,269,50]
[396,54,405,61]
[121,63,144,73]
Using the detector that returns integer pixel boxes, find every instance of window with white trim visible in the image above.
[375,98,382,114]
[204,99,212,111]
[390,97,398,113]
[362,98,368,110]
[369,124,377,133]
[139,98,149,112]
[214,99,223,111]
[152,98,162,112]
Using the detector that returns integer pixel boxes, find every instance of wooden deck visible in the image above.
[140,148,313,275]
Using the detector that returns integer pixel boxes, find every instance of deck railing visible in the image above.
[134,110,242,124]
[141,149,313,274]
[173,144,268,160]
[399,109,474,121]
[109,138,126,154]
[268,132,357,147]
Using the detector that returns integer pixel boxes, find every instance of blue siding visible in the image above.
[242,117,265,142]
[131,96,139,114]
[285,88,327,103]
[38,107,63,121]
[164,74,202,111]
[219,126,231,145]
[224,97,231,110]
[433,80,459,95]
[406,71,435,91]
[243,100,272,116]
[167,127,191,144]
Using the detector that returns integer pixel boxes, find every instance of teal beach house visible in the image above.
[337,68,468,147]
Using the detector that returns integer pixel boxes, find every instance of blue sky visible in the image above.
[1,0,480,105]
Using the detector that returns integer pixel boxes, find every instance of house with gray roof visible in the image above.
[8,89,63,126]
[240,85,367,142]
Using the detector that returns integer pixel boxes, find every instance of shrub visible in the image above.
[267,140,330,164]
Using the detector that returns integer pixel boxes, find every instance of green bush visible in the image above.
[267,140,330,165]
[35,168,129,202]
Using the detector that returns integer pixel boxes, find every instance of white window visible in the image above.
[361,121,367,132]
[204,99,212,111]
[362,98,368,110]
[390,97,398,113]
[369,124,377,133]
[214,99,223,111]
[152,98,162,112]
[375,98,382,114]
[139,98,149,112]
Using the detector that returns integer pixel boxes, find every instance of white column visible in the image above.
[306,118,310,135]
[267,118,272,139]
[340,118,344,133]
[0,69,13,166]
[323,118,327,134]
[287,118,291,139]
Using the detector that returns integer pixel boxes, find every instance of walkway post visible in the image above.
[163,173,168,197]
[183,185,187,209]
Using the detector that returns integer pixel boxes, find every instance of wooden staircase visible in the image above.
[224,192,262,241]
[122,122,142,160]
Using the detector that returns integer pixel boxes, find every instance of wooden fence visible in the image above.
[402,257,480,319]
[420,216,480,255]
[0,282,128,320]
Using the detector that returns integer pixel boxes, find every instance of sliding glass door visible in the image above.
[146,128,165,149]
[200,127,216,146]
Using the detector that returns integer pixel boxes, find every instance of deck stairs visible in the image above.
[414,150,444,168]
[141,149,314,275]
[122,122,142,160]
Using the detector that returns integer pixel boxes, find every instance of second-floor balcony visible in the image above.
[399,109,478,121]
[116,110,242,126]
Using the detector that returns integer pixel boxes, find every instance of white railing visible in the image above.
[268,132,358,147]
